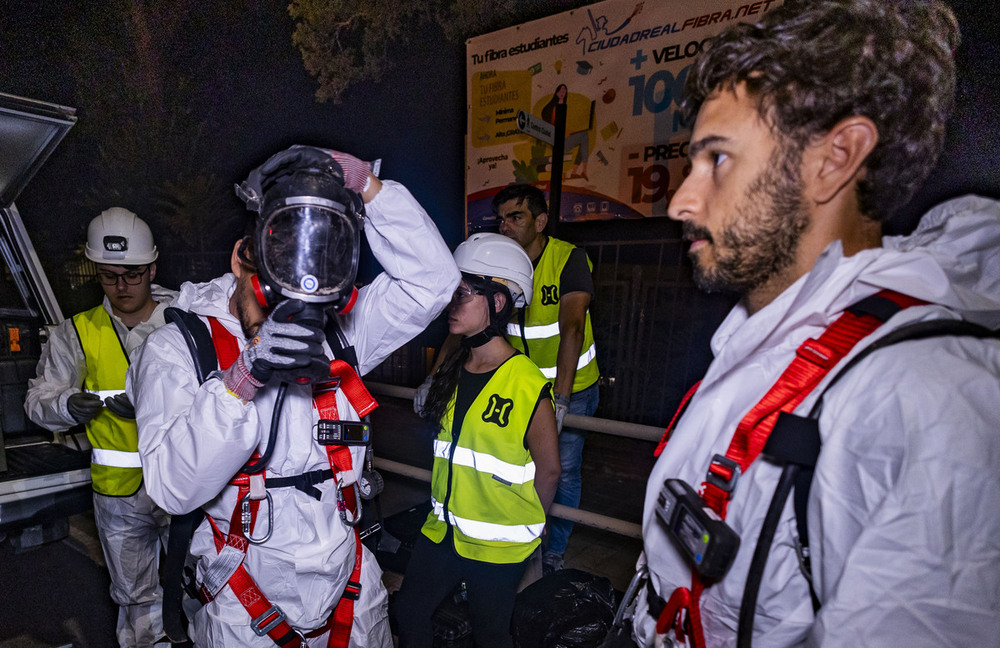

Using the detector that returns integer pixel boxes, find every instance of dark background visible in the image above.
[2,1,998,421]
[4,1,997,260]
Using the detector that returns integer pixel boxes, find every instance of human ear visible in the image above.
[535,211,549,233]
[149,263,157,282]
[810,116,879,204]
[230,239,244,277]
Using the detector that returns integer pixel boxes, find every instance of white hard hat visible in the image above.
[85,208,158,265]
[453,232,533,307]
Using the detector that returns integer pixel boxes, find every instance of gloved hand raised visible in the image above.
[223,300,330,401]
[235,145,373,211]
[67,392,103,424]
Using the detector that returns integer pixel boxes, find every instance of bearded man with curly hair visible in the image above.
[623,1,1000,646]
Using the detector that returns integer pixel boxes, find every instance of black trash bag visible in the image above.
[511,569,621,648]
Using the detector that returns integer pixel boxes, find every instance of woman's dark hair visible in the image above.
[541,84,568,125]
[419,274,516,428]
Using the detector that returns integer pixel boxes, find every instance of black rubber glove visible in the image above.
[67,392,103,424]
[104,393,135,419]
[234,145,345,212]
[243,299,330,385]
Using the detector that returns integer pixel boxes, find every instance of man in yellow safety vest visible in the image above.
[494,184,600,575]
[26,208,175,646]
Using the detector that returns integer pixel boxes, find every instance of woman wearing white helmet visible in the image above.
[394,233,560,648]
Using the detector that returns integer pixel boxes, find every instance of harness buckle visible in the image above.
[242,490,274,545]
[705,454,741,492]
[251,604,287,637]
[342,579,362,601]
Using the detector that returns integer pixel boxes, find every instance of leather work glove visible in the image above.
[104,393,135,419]
[67,392,103,424]
[413,375,434,416]
[554,393,571,434]
[223,299,330,401]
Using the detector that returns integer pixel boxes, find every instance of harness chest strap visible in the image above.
[200,316,372,647]
[655,290,927,647]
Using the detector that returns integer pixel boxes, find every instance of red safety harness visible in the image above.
[197,317,378,647]
[652,290,926,647]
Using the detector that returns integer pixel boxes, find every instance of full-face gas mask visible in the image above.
[237,160,364,316]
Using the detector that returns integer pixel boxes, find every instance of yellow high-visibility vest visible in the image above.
[72,305,142,496]
[507,237,599,393]
[422,354,551,564]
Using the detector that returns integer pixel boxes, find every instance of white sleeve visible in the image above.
[24,319,86,432]
[342,180,460,374]
[810,337,1000,646]
[128,323,261,515]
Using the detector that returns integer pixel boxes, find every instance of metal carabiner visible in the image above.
[336,480,363,527]
[612,564,648,630]
[242,490,274,545]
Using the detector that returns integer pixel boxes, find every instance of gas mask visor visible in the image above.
[256,193,361,305]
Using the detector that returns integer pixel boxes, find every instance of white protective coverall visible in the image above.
[129,180,460,647]
[635,195,1000,648]
[25,285,176,647]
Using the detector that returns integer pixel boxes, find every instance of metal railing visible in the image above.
[367,381,666,539]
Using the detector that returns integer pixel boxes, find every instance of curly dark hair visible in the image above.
[683,0,959,222]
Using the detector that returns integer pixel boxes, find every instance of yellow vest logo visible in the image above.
[482,394,514,427]
[540,284,559,306]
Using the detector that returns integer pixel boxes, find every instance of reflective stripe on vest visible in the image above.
[429,497,545,544]
[73,305,142,496]
[85,389,124,399]
[422,354,549,564]
[91,447,143,468]
[506,236,599,392]
[432,439,536,485]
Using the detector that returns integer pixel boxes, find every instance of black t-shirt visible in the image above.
[451,355,552,449]
[452,365,498,433]
[554,245,594,298]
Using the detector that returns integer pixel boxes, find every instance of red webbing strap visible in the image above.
[323,531,363,648]
[654,381,702,457]
[660,290,926,648]
[328,359,378,417]
[202,320,299,645]
[312,382,362,647]
[200,321,369,646]
[202,517,302,647]
[700,290,926,517]
[208,316,241,370]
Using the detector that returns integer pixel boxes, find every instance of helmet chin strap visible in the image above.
[460,282,507,348]
[461,329,495,348]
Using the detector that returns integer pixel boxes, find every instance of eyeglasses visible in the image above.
[96,266,149,286]
[451,287,483,305]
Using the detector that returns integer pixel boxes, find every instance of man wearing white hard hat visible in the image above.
[26,207,176,647]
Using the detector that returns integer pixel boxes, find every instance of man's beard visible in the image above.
[686,147,810,297]
[235,280,268,339]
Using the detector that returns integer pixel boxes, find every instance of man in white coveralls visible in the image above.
[629,1,1000,647]
[129,145,459,646]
